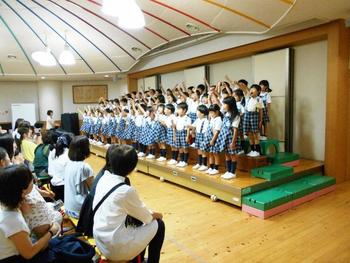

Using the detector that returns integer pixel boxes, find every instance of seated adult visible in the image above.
[93,145,165,263]
[0,165,60,263]
[17,127,37,164]
[33,131,57,176]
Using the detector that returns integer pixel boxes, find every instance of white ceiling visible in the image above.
[0,0,349,81]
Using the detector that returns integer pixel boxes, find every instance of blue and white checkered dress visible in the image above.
[194,120,206,149]
[166,127,175,147]
[101,118,109,136]
[80,116,88,133]
[260,93,270,123]
[243,111,259,134]
[93,117,102,135]
[138,118,149,145]
[117,117,127,139]
[201,122,213,152]
[154,119,167,143]
[124,116,136,141]
[188,112,197,124]
[88,118,94,135]
[106,117,115,137]
[215,114,232,152]
[175,129,188,149]
[112,117,120,137]
[143,120,157,146]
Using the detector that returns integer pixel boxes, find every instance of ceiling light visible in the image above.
[186,23,200,32]
[59,43,75,65]
[41,76,46,79]
[104,75,109,78]
[102,0,145,29]
[31,47,56,67]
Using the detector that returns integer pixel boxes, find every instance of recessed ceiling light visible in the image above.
[41,76,46,79]
[104,75,109,78]
[131,47,142,53]
[186,22,200,32]
[7,54,17,59]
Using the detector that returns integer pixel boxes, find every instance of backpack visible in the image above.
[30,235,96,263]
[77,182,126,237]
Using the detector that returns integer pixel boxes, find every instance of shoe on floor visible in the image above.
[209,169,219,175]
[156,156,166,162]
[138,152,145,157]
[260,136,267,141]
[198,165,208,171]
[192,164,200,170]
[177,161,188,168]
[205,168,213,174]
[237,150,245,155]
[221,172,236,180]
[246,151,254,157]
[251,151,260,157]
[167,159,177,165]
[146,154,155,159]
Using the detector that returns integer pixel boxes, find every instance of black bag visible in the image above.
[77,182,126,237]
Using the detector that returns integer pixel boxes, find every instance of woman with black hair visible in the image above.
[0,165,60,263]
[48,133,73,202]
[64,135,94,218]
[93,145,165,263]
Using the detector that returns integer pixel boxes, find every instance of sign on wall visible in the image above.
[72,85,108,104]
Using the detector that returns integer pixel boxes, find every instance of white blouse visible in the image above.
[93,171,158,261]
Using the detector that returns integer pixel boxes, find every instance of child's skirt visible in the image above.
[194,132,205,149]
[133,125,142,143]
[166,127,176,147]
[116,119,127,139]
[243,111,259,134]
[175,129,189,149]
[124,119,136,141]
[188,112,197,124]
[107,120,115,137]
[262,107,270,124]
[101,122,109,136]
[143,123,157,146]
[154,122,167,143]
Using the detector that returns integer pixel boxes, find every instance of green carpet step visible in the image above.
[268,152,300,164]
[242,174,335,211]
[251,164,293,181]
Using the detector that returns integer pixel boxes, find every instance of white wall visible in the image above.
[293,40,327,161]
[0,77,128,123]
[0,81,38,124]
[210,57,253,85]
[160,70,184,90]
[37,81,62,121]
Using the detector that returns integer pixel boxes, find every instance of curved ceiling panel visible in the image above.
[0,0,298,77]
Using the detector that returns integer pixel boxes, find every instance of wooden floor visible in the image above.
[87,155,350,263]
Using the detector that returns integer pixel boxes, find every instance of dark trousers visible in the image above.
[131,219,165,263]
[50,183,64,202]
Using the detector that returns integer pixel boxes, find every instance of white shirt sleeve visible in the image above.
[232,115,240,129]
[266,93,272,104]
[213,117,222,131]
[123,187,153,224]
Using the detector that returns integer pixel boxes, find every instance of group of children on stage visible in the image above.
[79,77,272,180]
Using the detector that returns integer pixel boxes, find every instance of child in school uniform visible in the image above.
[124,108,136,148]
[244,84,264,157]
[144,107,158,159]
[117,109,129,145]
[165,104,178,165]
[100,110,110,144]
[233,89,246,154]
[110,109,119,144]
[174,102,191,168]
[259,80,272,140]
[132,102,147,155]
[187,90,200,124]
[202,104,222,175]
[216,96,241,180]
[155,104,168,162]
[64,135,94,219]
[190,105,209,170]
[80,110,89,135]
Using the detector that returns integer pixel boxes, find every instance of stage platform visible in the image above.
[90,144,324,207]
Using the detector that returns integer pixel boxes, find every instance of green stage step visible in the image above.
[268,152,300,164]
[251,164,293,181]
[243,174,335,211]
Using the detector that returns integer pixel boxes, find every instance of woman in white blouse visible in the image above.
[93,145,165,262]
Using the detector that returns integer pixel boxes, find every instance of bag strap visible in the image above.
[92,182,126,217]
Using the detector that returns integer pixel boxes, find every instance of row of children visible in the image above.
[79,78,272,180]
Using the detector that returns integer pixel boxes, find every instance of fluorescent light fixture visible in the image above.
[59,44,75,65]
[102,0,145,29]
[31,48,56,67]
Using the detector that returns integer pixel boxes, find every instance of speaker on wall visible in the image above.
[60,113,80,135]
